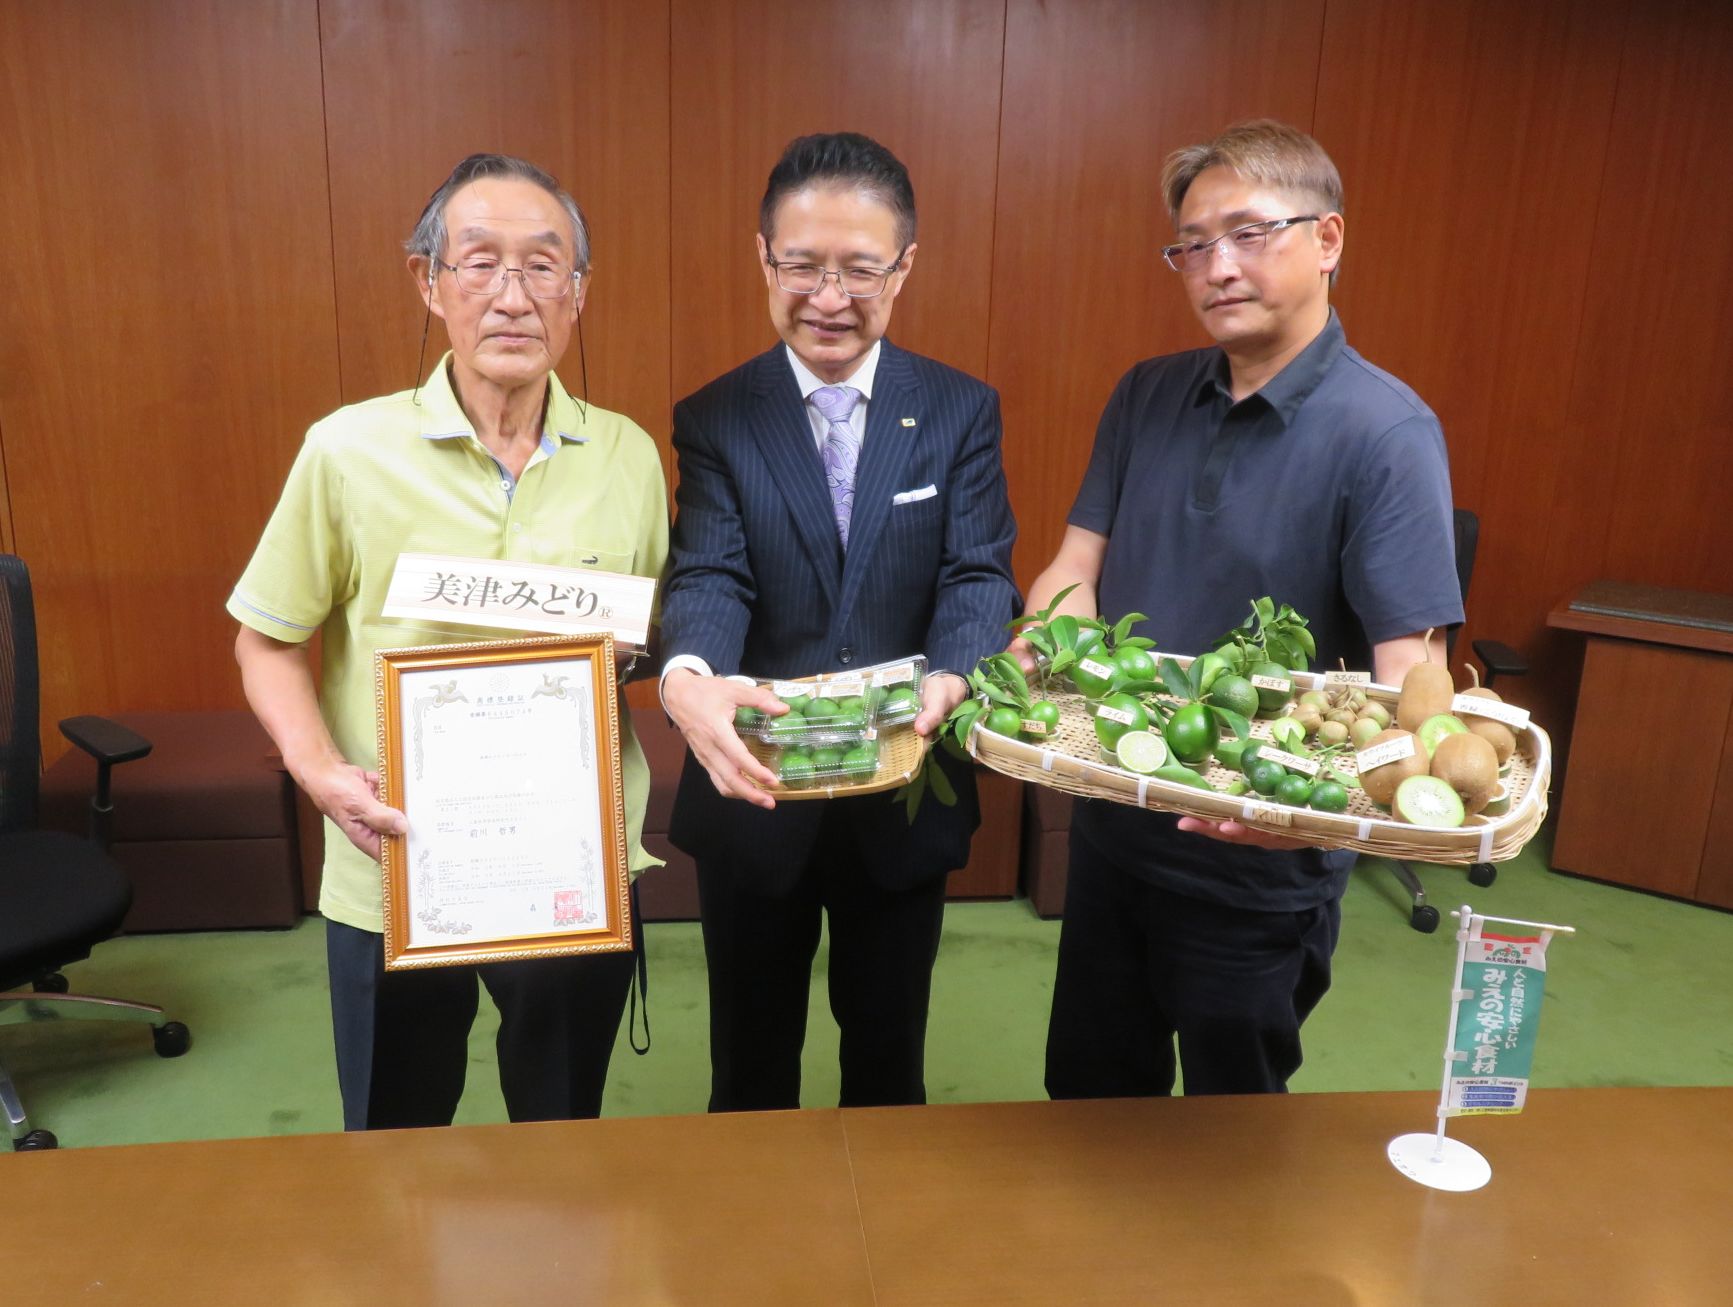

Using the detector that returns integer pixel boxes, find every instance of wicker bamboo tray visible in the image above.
[967,654,1551,864]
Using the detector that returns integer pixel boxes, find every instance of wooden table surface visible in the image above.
[7,1088,1730,1306]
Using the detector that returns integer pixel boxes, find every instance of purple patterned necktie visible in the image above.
[811,384,863,547]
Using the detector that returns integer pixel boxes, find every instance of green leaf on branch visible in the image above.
[1158,657,1194,701]
[926,756,957,806]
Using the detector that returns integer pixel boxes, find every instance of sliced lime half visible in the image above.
[1115,729,1169,774]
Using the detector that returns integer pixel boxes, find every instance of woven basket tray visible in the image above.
[967,654,1551,865]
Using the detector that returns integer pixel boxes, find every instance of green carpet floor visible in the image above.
[7,829,1732,1150]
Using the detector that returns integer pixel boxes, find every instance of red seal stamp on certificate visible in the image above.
[553,890,585,927]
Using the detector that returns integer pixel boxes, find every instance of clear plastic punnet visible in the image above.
[732,655,930,799]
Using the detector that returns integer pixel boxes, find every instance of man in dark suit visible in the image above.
[660,132,1018,1112]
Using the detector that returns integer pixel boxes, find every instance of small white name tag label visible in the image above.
[1451,693,1531,730]
[383,553,654,649]
[1324,670,1372,687]
[1257,747,1320,777]
[1357,734,1418,770]
[1251,674,1293,692]
[1078,657,1116,682]
[1096,704,1138,727]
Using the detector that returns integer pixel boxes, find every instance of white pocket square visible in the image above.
[892,484,938,505]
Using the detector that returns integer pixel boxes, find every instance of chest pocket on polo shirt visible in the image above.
[523,540,637,575]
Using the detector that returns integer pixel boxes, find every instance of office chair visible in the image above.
[0,554,190,1151]
[1385,509,1530,932]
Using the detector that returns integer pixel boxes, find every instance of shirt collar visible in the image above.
[416,352,589,450]
[785,340,881,403]
[1195,308,1346,427]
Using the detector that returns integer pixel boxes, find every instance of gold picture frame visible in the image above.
[374,632,633,970]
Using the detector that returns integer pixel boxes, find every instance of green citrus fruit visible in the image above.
[781,694,812,717]
[1112,646,1158,692]
[1114,729,1169,774]
[1248,759,1287,796]
[1239,740,1268,777]
[1309,780,1349,813]
[1206,674,1260,721]
[880,686,922,720]
[734,705,763,729]
[811,746,845,773]
[841,744,879,777]
[1069,651,1119,698]
[1019,700,1061,741]
[1163,702,1220,764]
[768,710,807,741]
[1275,774,1315,807]
[1190,651,1231,694]
[1247,660,1294,715]
[985,706,1024,737]
[1092,693,1149,750]
[779,752,815,789]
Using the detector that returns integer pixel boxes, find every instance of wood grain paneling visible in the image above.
[0,0,340,755]
[988,0,1328,586]
[318,0,672,467]
[1313,0,1630,741]
[1560,0,1733,599]
[668,0,1005,403]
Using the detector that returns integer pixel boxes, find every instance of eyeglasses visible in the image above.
[1161,216,1319,273]
[765,249,907,298]
[436,258,579,299]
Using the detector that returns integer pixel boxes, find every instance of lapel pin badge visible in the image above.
[901,417,917,427]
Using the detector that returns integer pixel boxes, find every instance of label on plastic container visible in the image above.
[1095,703,1137,727]
[1324,670,1372,687]
[1451,693,1530,730]
[1257,746,1320,777]
[1357,734,1417,770]
[815,677,864,699]
[771,680,805,699]
[872,661,919,687]
[1251,673,1293,692]
[1078,657,1116,682]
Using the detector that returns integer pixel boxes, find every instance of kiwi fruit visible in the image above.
[1318,720,1350,747]
[1358,728,1427,806]
[1396,628,1455,733]
[1360,700,1392,730]
[1393,774,1467,827]
[1417,713,1469,757]
[1349,716,1384,749]
[1459,665,1517,766]
[1429,731,1500,815]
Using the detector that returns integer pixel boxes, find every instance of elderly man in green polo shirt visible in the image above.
[229,153,667,1131]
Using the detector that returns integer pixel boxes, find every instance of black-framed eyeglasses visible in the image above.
[435,257,580,299]
[1161,216,1319,273]
[765,248,908,298]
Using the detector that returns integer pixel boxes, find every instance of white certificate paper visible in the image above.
[396,657,609,951]
[377,634,632,970]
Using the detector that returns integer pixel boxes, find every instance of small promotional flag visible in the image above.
[1445,923,1552,1115]
[1387,904,1576,1192]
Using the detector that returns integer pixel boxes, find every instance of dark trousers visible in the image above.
[326,913,636,1131]
[696,808,949,1112]
[1045,826,1339,1099]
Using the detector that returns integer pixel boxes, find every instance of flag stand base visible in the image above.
[1387,1132,1491,1191]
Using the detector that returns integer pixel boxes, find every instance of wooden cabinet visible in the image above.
[1548,584,1733,908]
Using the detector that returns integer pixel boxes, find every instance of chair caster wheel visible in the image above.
[14,1129,58,1151]
[153,1021,192,1058]
[1468,862,1497,888]
[1410,904,1441,934]
[32,973,69,994]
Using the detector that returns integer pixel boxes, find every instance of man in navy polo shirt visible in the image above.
[1017,120,1463,1099]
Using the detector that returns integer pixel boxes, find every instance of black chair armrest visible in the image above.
[1470,639,1529,683]
[59,715,153,766]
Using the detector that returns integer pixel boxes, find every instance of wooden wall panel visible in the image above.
[988,0,1328,586]
[318,0,672,472]
[668,0,1005,404]
[1561,0,1733,603]
[0,0,340,756]
[1314,0,1629,736]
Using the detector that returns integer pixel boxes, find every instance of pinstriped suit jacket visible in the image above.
[661,340,1019,891]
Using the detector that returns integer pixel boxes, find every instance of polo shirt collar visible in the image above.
[416,352,589,454]
[785,340,880,402]
[1196,308,1346,427]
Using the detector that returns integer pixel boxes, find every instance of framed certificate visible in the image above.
[374,633,633,970]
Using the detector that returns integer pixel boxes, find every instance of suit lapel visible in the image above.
[747,349,843,607]
[838,341,922,616]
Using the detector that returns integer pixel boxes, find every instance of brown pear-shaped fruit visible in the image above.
[1397,630,1455,733]
[1358,728,1428,807]
[1459,665,1517,766]
[1430,731,1499,815]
